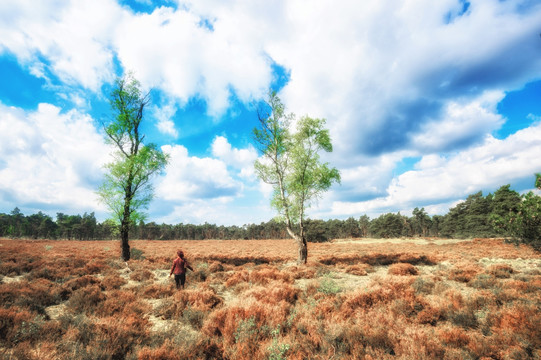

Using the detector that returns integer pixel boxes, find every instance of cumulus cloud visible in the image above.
[157,144,242,202]
[331,121,541,218]
[270,0,541,158]
[0,102,109,213]
[211,136,258,178]
[0,0,120,90]
[152,102,179,138]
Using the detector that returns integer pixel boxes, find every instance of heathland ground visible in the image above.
[0,237,540,359]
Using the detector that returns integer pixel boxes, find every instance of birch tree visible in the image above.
[253,91,340,264]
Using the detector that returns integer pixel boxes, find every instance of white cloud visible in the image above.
[412,91,506,152]
[0,102,109,213]
[157,144,242,202]
[211,135,258,178]
[113,4,272,116]
[0,0,121,91]
[152,102,179,138]
[331,121,541,218]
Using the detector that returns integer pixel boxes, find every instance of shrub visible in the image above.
[388,263,418,276]
[470,274,498,289]
[130,269,154,282]
[82,259,107,274]
[102,274,127,290]
[130,247,146,260]
[317,277,342,295]
[412,276,435,295]
[0,307,33,345]
[137,341,182,360]
[487,264,515,279]
[0,279,66,313]
[344,264,371,276]
[209,261,225,273]
[247,282,299,305]
[448,310,479,330]
[66,285,106,314]
[63,275,101,292]
[91,315,150,359]
[448,264,480,283]
[142,284,175,299]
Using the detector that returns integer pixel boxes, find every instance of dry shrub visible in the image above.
[91,315,150,359]
[130,268,155,282]
[66,284,106,314]
[438,326,471,347]
[0,279,66,312]
[340,278,415,318]
[224,270,249,287]
[202,301,291,359]
[0,307,34,345]
[412,276,435,295]
[155,287,222,320]
[388,263,418,276]
[205,255,273,266]
[287,265,317,279]
[209,261,225,273]
[319,252,436,266]
[102,273,127,290]
[416,303,445,325]
[469,273,498,289]
[175,287,223,312]
[63,275,101,292]
[142,283,175,299]
[489,303,541,351]
[487,263,515,278]
[27,265,70,281]
[82,259,107,274]
[137,340,182,360]
[246,282,299,305]
[250,267,293,284]
[448,263,481,283]
[345,263,371,276]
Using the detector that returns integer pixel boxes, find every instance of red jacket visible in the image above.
[170,257,193,275]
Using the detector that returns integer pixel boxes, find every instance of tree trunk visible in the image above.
[120,194,131,261]
[121,225,130,261]
[297,236,308,264]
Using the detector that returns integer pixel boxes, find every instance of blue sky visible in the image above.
[1,0,541,225]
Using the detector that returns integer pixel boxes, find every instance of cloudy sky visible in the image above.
[1,0,541,225]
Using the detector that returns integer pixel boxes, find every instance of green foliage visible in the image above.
[492,191,541,249]
[268,325,290,360]
[97,73,169,260]
[318,274,341,295]
[370,212,408,238]
[253,91,340,262]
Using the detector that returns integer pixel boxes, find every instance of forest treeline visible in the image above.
[0,184,538,245]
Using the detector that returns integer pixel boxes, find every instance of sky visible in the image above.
[1,0,541,226]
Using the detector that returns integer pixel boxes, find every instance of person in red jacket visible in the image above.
[169,250,194,289]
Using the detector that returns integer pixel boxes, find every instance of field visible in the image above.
[0,237,540,360]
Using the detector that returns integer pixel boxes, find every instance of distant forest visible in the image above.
[0,185,538,244]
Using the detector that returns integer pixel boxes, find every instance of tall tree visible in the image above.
[253,91,340,264]
[98,74,169,261]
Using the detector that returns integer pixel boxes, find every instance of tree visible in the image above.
[412,207,431,237]
[491,177,541,249]
[253,91,340,264]
[97,74,169,261]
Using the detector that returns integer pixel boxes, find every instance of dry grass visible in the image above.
[0,237,539,359]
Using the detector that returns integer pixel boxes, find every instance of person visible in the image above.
[169,250,194,289]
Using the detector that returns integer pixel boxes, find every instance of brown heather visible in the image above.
[0,237,539,359]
